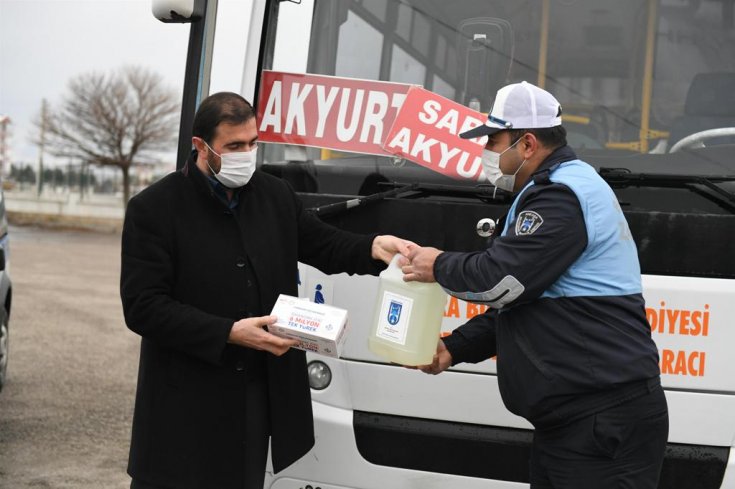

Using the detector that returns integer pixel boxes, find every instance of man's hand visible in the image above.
[417,340,453,375]
[371,235,415,265]
[402,245,443,282]
[227,315,298,356]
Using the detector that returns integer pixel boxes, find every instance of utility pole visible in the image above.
[37,99,48,197]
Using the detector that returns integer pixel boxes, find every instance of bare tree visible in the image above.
[41,66,179,204]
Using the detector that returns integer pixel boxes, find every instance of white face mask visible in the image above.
[203,142,257,188]
[481,137,527,192]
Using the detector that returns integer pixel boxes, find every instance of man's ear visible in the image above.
[192,137,207,154]
[522,133,538,158]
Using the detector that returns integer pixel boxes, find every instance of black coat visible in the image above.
[120,156,382,488]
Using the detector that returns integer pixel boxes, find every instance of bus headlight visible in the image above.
[307,360,332,390]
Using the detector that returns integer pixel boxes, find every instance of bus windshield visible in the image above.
[260,0,735,209]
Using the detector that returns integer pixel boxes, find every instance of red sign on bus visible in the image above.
[256,71,414,156]
[383,86,488,180]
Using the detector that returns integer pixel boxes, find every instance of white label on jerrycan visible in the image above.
[376,291,414,345]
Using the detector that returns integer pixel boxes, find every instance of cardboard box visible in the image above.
[269,294,349,358]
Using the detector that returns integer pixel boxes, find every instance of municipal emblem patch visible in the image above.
[515,210,544,235]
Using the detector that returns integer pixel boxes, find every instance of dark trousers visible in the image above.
[530,384,669,489]
[130,365,271,489]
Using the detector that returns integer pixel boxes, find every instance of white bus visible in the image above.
[154,1,735,487]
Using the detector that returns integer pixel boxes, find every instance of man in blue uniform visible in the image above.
[403,82,668,489]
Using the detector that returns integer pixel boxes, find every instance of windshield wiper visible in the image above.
[309,184,418,218]
[599,167,735,213]
[380,182,513,203]
[309,182,511,218]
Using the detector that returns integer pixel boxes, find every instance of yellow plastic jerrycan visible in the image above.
[368,254,448,366]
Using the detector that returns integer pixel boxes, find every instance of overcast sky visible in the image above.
[0,0,191,166]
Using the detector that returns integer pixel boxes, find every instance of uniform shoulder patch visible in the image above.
[515,210,544,235]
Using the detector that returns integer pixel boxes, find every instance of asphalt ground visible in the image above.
[0,225,137,488]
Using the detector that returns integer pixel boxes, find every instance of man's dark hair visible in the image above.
[192,92,255,143]
[507,125,567,150]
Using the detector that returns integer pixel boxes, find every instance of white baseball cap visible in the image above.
[460,81,563,139]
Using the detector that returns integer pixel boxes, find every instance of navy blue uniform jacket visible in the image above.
[438,146,660,429]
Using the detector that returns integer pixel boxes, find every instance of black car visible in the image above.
[0,188,12,392]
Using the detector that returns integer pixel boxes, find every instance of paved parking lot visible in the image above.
[0,225,138,488]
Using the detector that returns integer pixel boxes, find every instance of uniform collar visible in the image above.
[535,145,578,173]
[530,145,578,185]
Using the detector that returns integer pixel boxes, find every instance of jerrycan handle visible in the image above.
[389,253,406,269]
[384,253,406,279]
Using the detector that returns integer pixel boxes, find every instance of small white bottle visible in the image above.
[368,254,448,366]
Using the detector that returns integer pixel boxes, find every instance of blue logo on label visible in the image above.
[387,300,402,325]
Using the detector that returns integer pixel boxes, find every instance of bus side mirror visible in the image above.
[0,248,5,272]
[152,0,205,23]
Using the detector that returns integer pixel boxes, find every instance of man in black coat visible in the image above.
[120,92,410,489]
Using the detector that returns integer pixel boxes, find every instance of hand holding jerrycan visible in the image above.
[369,254,448,366]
